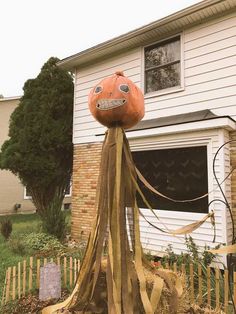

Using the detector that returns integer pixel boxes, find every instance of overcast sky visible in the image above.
[0,0,201,97]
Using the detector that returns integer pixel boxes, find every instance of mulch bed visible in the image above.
[0,290,71,314]
[0,291,225,314]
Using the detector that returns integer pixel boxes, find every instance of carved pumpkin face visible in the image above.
[88,71,144,129]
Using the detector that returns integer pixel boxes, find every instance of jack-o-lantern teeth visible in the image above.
[96,99,126,111]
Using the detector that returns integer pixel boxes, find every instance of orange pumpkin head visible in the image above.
[88,71,145,129]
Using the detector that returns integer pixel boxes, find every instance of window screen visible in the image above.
[145,36,181,93]
[132,146,208,213]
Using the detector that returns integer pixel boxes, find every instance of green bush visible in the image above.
[41,197,67,240]
[24,232,64,252]
[0,218,12,240]
[162,235,219,269]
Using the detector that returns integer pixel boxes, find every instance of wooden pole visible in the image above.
[190,264,194,304]
[23,260,26,296]
[18,262,21,299]
[198,264,202,305]
[12,266,16,300]
[173,262,177,273]
[5,267,11,303]
[74,258,77,284]
[29,256,33,290]
[44,258,47,266]
[78,259,80,273]
[69,257,73,287]
[207,266,211,306]
[36,259,40,289]
[224,269,229,313]
[215,268,220,310]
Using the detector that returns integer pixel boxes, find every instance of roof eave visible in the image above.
[57,0,235,70]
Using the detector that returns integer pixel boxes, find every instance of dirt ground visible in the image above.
[0,292,225,314]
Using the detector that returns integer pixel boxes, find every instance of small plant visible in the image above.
[161,236,224,307]
[24,232,64,252]
[162,236,219,269]
[0,218,12,240]
[8,237,26,255]
[41,196,67,240]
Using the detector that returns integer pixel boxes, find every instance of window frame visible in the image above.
[65,181,72,198]
[23,181,72,200]
[130,136,213,215]
[23,187,32,200]
[132,145,209,213]
[142,33,184,98]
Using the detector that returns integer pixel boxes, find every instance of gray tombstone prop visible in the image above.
[39,262,61,301]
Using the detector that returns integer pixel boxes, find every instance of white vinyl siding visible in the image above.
[73,12,236,144]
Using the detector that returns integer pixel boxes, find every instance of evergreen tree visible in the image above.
[0,57,74,238]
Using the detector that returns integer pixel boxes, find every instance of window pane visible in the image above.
[145,39,180,69]
[65,180,71,196]
[145,63,180,93]
[132,146,208,213]
[25,188,31,197]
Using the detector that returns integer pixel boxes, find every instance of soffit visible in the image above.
[58,0,236,70]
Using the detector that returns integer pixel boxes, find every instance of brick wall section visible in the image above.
[71,142,103,240]
[230,131,236,229]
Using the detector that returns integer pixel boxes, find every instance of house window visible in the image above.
[144,36,181,94]
[23,179,72,199]
[24,187,32,200]
[65,180,72,197]
[132,146,208,213]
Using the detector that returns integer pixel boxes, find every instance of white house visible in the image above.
[58,0,236,256]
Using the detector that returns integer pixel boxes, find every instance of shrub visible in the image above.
[162,235,219,269]
[0,218,12,240]
[41,196,67,240]
[24,232,64,254]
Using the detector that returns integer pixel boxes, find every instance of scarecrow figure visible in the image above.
[43,72,213,314]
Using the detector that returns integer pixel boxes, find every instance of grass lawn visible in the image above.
[0,212,71,300]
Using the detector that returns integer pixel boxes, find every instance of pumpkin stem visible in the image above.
[115,71,124,77]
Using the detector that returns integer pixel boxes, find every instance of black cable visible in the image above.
[212,139,236,313]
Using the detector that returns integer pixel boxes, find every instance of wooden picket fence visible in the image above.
[158,261,236,313]
[1,256,80,305]
[2,257,236,313]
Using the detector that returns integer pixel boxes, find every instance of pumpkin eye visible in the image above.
[119,84,130,93]
[94,86,103,94]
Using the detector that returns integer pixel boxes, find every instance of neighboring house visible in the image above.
[0,97,35,214]
[58,0,236,255]
[0,97,72,215]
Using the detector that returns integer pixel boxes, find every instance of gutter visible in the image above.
[0,96,21,102]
